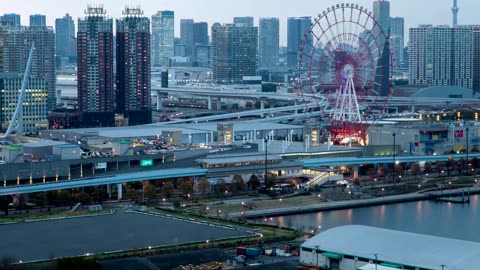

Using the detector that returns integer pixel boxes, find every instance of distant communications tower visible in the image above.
[452,0,459,26]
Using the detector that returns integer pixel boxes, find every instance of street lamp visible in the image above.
[392,132,396,182]
[466,127,469,175]
[264,138,268,185]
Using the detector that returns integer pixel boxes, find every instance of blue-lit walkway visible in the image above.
[302,153,480,168]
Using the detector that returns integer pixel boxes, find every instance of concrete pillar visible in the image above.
[211,131,214,143]
[216,98,221,111]
[352,165,359,180]
[260,100,265,118]
[294,100,298,115]
[156,94,163,110]
[107,184,112,198]
[117,183,123,200]
[208,96,213,110]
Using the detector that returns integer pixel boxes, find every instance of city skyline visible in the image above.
[3,0,479,45]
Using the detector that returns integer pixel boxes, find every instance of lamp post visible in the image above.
[392,132,396,182]
[264,138,268,185]
[466,127,469,175]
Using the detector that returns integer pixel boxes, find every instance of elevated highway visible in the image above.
[1,153,479,196]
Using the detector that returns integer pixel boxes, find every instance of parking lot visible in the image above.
[0,211,251,262]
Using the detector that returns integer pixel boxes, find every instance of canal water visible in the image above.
[254,195,480,242]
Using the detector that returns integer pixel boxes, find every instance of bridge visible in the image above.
[1,153,479,196]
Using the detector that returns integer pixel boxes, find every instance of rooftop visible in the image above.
[302,225,480,270]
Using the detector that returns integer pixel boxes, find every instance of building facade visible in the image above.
[259,18,279,68]
[116,7,151,125]
[233,17,254,27]
[0,25,56,110]
[193,22,209,66]
[151,10,174,67]
[0,73,48,134]
[287,17,311,67]
[373,0,390,42]
[390,17,404,68]
[180,19,194,57]
[409,25,473,89]
[212,23,258,83]
[30,14,46,27]
[55,14,77,64]
[1,14,20,27]
[77,5,114,125]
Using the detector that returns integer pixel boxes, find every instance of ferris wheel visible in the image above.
[297,3,393,146]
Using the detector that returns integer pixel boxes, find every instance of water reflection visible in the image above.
[253,195,480,242]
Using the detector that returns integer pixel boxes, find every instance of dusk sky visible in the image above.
[2,0,478,45]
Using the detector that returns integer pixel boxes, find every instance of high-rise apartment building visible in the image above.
[180,19,194,57]
[473,28,480,93]
[409,25,473,89]
[55,14,77,63]
[77,5,114,125]
[1,25,56,110]
[151,10,174,67]
[0,73,48,134]
[390,17,405,68]
[2,14,20,27]
[116,7,151,125]
[233,17,254,27]
[212,23,258,83]
[30,14,46,27]
[259,18,279,68]
[287,17,311,67]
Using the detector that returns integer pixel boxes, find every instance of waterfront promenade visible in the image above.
[229,186,480,219]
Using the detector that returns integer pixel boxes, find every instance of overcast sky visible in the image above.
[2,0,478,45]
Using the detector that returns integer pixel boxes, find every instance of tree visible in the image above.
[0,196,9,215]
[161,182,175,198]
[197,177,211,197]
[179,178,194,195]
[214,179,228,196]
[57,257,101,270]
[32,192,48,208]
[265,172,277,188]
[57,190,73,206]
[367,168,377,180]
[75,191,92,205]
[231,175,247,194]
[144,183,157,202]
[47,190,59,206]
[248,174,261,191]
[411,163,422,180]
[125,188,139,201]
[93,187,109,204]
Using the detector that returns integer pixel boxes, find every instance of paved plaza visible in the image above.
[0,211,251,262]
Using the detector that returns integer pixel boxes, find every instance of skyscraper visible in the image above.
[192,22,209,67]
[1,25,56,110]
[473,28,480,93]
[212,23,258,83]
[390,17,405,68]
[30,14,46,27]
[373,0,390,35]
[2,14,20,27]
[55,14,76,63]
[77,5,114,125]
[287,17,311,67]
[409,25,473,89]
[151,10,174,67]
[233,17,254,27]
[116,6,151,125]
[259,18,279,68]
[193,22,208,46]
[180,19,194,57]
